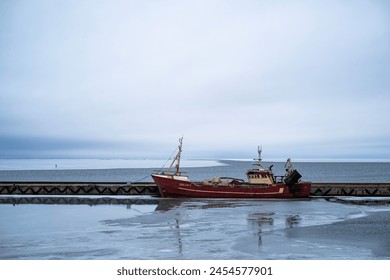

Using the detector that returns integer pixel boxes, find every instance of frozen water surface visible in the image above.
[1,196,389,260]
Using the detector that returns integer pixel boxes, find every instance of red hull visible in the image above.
[152,175,311,199]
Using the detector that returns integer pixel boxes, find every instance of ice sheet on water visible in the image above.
[1,197,390,259]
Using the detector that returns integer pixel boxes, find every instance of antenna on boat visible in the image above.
[169,137,183,176]
[253,145,264,170]
[257,145,262,161]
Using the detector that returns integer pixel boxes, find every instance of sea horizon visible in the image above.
[1,157,390,171]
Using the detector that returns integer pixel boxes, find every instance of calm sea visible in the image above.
[1,159,390,182]
[1,159,390,260]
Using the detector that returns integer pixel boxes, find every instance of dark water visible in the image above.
[1,160,390,182]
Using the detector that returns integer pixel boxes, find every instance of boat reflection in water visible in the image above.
[247,212,274,246]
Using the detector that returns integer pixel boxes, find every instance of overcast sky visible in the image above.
[1,0,389,160]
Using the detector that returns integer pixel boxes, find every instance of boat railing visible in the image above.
[152,170,189,177]
[218,177,245,182]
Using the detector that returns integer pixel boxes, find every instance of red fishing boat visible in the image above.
[151,138,311,198]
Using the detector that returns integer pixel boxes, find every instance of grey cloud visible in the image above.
[0,0,389,160]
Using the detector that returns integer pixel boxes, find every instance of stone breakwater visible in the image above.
[1,181,390,197]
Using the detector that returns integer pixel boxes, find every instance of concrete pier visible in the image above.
[310,182,390,197]
[0,196,159,206]
[1,181,390,197]
[0,181,159,196]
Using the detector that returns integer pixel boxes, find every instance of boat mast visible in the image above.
[254,145,264,170]
[257,146,262,162]
[169,137,183,176]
